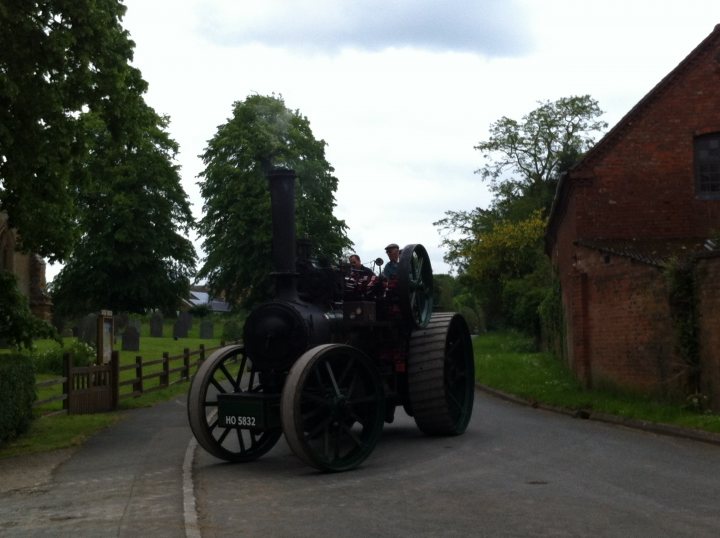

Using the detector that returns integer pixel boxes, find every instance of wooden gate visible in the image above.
[64,352,119,414]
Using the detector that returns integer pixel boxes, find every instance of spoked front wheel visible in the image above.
[187,345,282,462]
[281,344,385,472]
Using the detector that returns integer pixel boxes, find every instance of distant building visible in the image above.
[546,25,720,410]
[182,285,231,313]
[0,213,52,320]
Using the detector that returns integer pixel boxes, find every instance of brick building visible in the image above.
[546,25,720,409]
[0,213,53,321]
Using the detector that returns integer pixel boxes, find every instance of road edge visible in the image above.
[476,383,720,447]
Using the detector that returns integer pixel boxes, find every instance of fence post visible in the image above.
[183,348,190,381]
[161,352,170,387]
[62,352,72,412]
[134,356,143,395]
[110,350,119,409]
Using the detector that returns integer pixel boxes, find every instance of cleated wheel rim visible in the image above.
[187,345,282,462]
[397,244,434,329]
[281,344,385,472]
[408,312,475,435]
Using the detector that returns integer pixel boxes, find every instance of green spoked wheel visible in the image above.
[187,345,282,462]
[408,312,475,435]
[397,244,434,329]
[281,344,385,472]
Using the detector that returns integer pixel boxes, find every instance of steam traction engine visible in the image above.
[187,168,475,472]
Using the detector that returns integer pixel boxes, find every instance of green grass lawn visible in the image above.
[474,330,720,434]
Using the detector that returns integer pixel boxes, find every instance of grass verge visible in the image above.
[474,330,720,434]
[0,376,196,459]
[0,329,227,459]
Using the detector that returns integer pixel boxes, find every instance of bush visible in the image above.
[458,306,485,334]
[0,354,36,444]
[30,340,96,375]
[222,316,244,341]
[0,270,56,349]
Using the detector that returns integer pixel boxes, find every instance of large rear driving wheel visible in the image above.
[281,344,385,472]
[187,345,282,462]
[408,312,474,435]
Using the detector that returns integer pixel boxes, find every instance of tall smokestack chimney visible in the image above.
[267,168,298,301]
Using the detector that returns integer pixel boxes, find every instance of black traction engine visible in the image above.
[187,168,475,472]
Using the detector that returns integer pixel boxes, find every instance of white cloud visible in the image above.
[194,0,532,55]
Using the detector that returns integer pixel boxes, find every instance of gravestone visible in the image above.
[122,325,140,352]
[128,318,142,334]
[150,312,164,337]
[173,319,188,339]
[199,319,214,339]
[78,314,97,347]
[179,311,193,331]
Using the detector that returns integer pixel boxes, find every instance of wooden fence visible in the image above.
[33,341,237,416]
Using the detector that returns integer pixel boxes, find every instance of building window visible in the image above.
[695,133,720,198]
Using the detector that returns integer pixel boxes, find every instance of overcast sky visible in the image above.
[49,1,720,281]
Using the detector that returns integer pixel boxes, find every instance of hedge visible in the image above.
[0,354,36,445]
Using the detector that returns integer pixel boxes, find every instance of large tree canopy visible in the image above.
[0,0,136,261]
[198,94,351,307]
[1,1,196,319]
[50,107,196,317]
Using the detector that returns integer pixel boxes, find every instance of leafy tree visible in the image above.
[0,0,138,261]
[475,95,607,212]
[436,96,607,336]
[437,95,607,275]
[51,107,196,317]
[464,211,549,333]
[198,94,351,307]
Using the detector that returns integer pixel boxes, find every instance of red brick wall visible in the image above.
[571,246,684,394]
[571,40,720,240]
[696,256,720,411]
[549,31,720,399]
[549,183,582,373]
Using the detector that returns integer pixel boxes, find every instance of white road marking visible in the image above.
[183,437,201,538]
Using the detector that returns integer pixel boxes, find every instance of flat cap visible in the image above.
[385,243,399,250]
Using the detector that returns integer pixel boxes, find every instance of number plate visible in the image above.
[217,393,280,431]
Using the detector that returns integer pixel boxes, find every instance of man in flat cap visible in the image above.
[382,243,400,278]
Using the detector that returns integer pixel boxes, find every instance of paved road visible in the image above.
[1,391,719,537]
[194,393,720,537]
